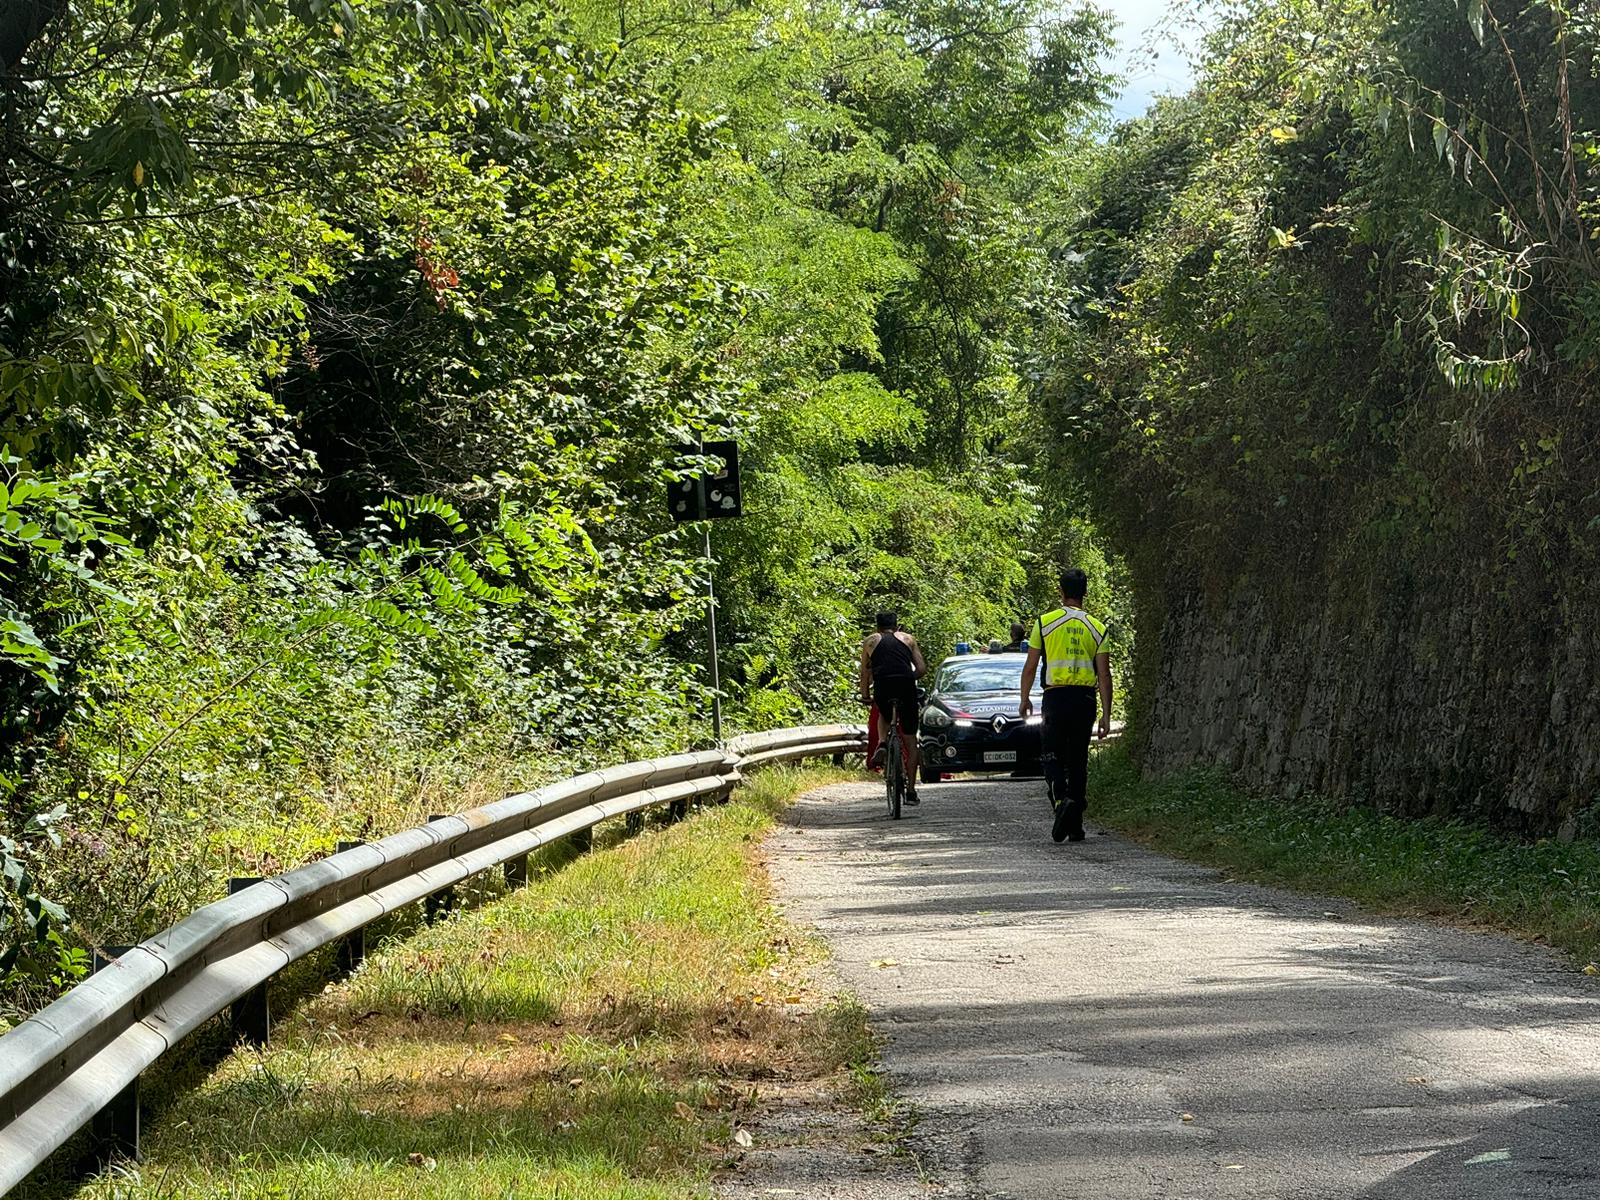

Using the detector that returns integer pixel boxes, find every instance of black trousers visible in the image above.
[1041,686,1097,820]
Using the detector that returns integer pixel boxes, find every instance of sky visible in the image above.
[1096,0,1206,122]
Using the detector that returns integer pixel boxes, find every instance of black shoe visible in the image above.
[905,789,920,806]
[1067,830,1086,842]
[1051,803,1073,844]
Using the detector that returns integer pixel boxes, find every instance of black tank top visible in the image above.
[870,631,915,680]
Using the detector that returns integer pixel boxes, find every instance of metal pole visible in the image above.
[334,841,367,974]
[227,878,270,1047]
[705,524,723,744]
[89,948,138,1169]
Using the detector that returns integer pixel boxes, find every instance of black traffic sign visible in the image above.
[668,440,742,522]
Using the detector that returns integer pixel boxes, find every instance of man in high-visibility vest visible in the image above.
[1018,568,1114,843]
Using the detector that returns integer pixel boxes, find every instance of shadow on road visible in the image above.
[1353,1095,1600,1198]
[771,777,1600,1198]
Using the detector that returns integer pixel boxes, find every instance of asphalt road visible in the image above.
[767,774,1600,1199]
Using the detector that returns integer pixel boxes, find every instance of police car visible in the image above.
[917,650,1043,784]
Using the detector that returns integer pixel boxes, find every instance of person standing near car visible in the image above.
[859,611,928,805]
[1003,621,1028,653]
[1018,569,1113,843]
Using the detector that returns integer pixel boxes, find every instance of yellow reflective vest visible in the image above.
[1032,607,1112,688]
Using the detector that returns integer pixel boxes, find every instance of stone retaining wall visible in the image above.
[1138,574,1600,834]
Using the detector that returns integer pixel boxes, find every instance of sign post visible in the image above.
[703,524,722,742]
[668,440,742,744]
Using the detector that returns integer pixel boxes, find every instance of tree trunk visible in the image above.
[1,0,68,74]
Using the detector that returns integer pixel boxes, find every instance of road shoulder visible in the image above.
[767,775,1600,1200]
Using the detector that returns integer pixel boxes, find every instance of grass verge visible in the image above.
[1090,744,1600,966]
[29,765,871,1200]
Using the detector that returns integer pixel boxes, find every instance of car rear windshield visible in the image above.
[936,660,1041,695]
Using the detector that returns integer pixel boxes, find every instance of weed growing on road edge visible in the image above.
[823,996,899,1130]
[1090,746,1600,967]
[19,765,874,1200]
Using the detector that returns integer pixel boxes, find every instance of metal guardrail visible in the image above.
[0,723,865,1194]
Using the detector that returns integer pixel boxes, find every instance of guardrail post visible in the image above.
[88,947,139,1168]
[716,756,740,805]
[424,889,455,923]
[669,798,688,822]
[504,852,529,888]
[227,878,270,1047]
[335,841,367,974]
[570,825,593,854]
[424,817,457,924]
[625,811,644,836]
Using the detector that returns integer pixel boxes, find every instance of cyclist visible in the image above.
[858,610,927,805]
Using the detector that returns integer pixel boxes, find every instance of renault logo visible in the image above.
[991,714,1008,734]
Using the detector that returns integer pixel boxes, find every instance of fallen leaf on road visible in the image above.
[733,1128,754,1149]
[1583,963,1598,976]
[871,958,899,969]
[1222,1164,1244,1170]
[1180,1112,1195,1122]
[1404,1076,1428,1086]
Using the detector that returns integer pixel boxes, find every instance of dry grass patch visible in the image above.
[45,765,871,1200]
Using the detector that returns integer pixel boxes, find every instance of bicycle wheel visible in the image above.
[885,720,903,821]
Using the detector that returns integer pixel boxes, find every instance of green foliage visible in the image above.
[0,804,86,992]
[0,0,1123,1014]
[0,453,131,690]
[1026,0,1600,750]
[0,0,742,1006]
[569,0,1126,725]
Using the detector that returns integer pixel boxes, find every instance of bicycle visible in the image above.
[874,703,910,821]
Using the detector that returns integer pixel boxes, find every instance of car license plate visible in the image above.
[983,750,1017,764]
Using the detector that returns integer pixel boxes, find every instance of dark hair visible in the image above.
[1059,568,1089,600]
[875,610,898,631]
[1010,621,1026,641]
